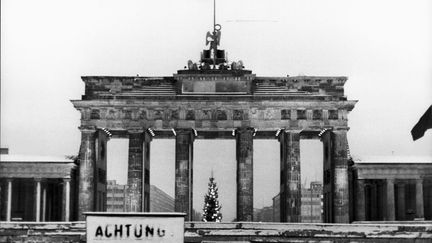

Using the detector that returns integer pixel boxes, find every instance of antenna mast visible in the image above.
[214,0,217,31]
[212,0,217,68]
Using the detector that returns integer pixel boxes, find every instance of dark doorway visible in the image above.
[11,179,35,221]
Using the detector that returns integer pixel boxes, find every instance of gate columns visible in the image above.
[127,129,152,212]
[321,129,350,223]
[279,130,301,222]
[174,129,194,221]
[126,130,144,212]
[331,130,350,223]
[77,127,96,220]
[236,128,254,221]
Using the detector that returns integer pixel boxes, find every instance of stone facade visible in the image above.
[301,182,323,223]
[71,70,357,222]
[106,180,127,212]
[71,25,356,222]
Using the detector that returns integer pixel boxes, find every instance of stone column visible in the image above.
[42,183,47,222]
[62,178,71,221]
[386,179,395,221]
[175,129,194,221]
[416,179,424,219]
[355,179,366,221]
[127,130,144,212]
[6,179,12,221]
[236,127,254,221]
[396,182,405,220]
[321,131,333,223]
[370,182,378,220]
[279,130,301,222]
[331,130,350,223]
[35,178,41,222]
[78,127,97,220]
[143,132,152,212]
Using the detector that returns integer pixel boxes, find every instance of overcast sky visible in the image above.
[1,0,431,221]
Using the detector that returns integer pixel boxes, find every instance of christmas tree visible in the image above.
[202,174,222,222]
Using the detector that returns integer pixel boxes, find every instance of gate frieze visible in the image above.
[72,99,353,132]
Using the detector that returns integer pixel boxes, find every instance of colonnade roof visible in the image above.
[0,154,74,163]
[353,156,432,164]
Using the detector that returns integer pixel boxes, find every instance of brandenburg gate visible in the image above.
[71,23,356,223]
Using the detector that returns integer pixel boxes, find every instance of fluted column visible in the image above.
[35,178,41,222]
[127,130,144,212]
[42,183,47,222]
[175,129,194,221]
[78,127,97,220]
[279,130,301,222]
[386,179,395,221]
[143,132,152,212]
[6,179,12,221]
[396,182,405,220]
[416,179,424,219]
[62,178,71,221]
[370,182,378,220]
[355,179,366,221]
[331,130,350,223]
[236,127,254,221]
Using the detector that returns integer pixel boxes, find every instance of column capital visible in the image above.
[357,179,366,185]
[62,178,71,183]
[78,125,97,133]
[98,128,112,139]
[34,177,43,182]
[278,130,301,144]
[128,128,145,134]
[236,127,255,132]
[333,127,350,132]
[416,178,424,184]
[396,181,406,186]
[144,130,153,142]
[175,129,195,141]
[284,129,302,134]
[175,128,194,134]
[235,127,255,138]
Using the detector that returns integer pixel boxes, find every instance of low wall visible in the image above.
[185,222,432,242]
[0,222,86,242]
[0,221,431,242]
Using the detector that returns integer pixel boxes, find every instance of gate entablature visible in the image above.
[72,97,355,134]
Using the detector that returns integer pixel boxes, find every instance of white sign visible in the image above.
[85,212,185,243]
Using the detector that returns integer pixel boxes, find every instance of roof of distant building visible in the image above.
[0,154,74,163]
[353,155,431,164]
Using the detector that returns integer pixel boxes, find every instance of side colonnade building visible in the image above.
[352,156,432,221]
[0,154,77,222]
